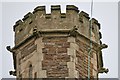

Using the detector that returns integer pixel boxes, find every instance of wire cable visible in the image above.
[88,0,93,80]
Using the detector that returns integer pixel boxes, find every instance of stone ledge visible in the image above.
[12,29,100,51]
[13,20,23,31]
[66,5,79,13]
[22,12,33,21]
[33,6,46,13]
[51,5,61,10]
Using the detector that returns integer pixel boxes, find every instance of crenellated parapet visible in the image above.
[13,5,102,46]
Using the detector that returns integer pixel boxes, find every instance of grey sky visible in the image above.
[0,2,2,79]
[1,0,118,79]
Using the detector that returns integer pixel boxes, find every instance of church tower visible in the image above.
[7,5,108,79]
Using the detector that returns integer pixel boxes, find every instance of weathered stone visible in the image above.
[8,5,107,79]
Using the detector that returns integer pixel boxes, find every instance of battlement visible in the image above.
[33,6,45,13]
[79,11,90,19]
[51,5,61,10]
[13,5,102,45]
[13,5,89,31]
[66,5,79,12]
[91,18,101,29]
[22,12,33,21]
[13,20,22,31]
[8,5,108,78]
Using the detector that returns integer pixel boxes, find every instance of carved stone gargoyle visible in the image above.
[98,67,109,73]
[69,26,78,37]
[9,71,16,76]
[98,43,109,74]
[100,44,108,49]
[6,46,13,52]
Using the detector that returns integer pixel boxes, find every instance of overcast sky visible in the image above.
[1,0,119,79]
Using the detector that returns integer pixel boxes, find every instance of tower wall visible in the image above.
[8,5,108,79]
[15,35,98,78]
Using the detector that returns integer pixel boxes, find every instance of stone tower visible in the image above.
[7,5,108,79]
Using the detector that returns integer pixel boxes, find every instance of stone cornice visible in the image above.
[12,29,100,51]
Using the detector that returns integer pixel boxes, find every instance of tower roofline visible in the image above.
[8,5,108,78]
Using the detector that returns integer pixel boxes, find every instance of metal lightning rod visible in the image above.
[88,0,93,80]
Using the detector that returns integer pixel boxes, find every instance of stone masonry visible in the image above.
[7,5,108,79]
